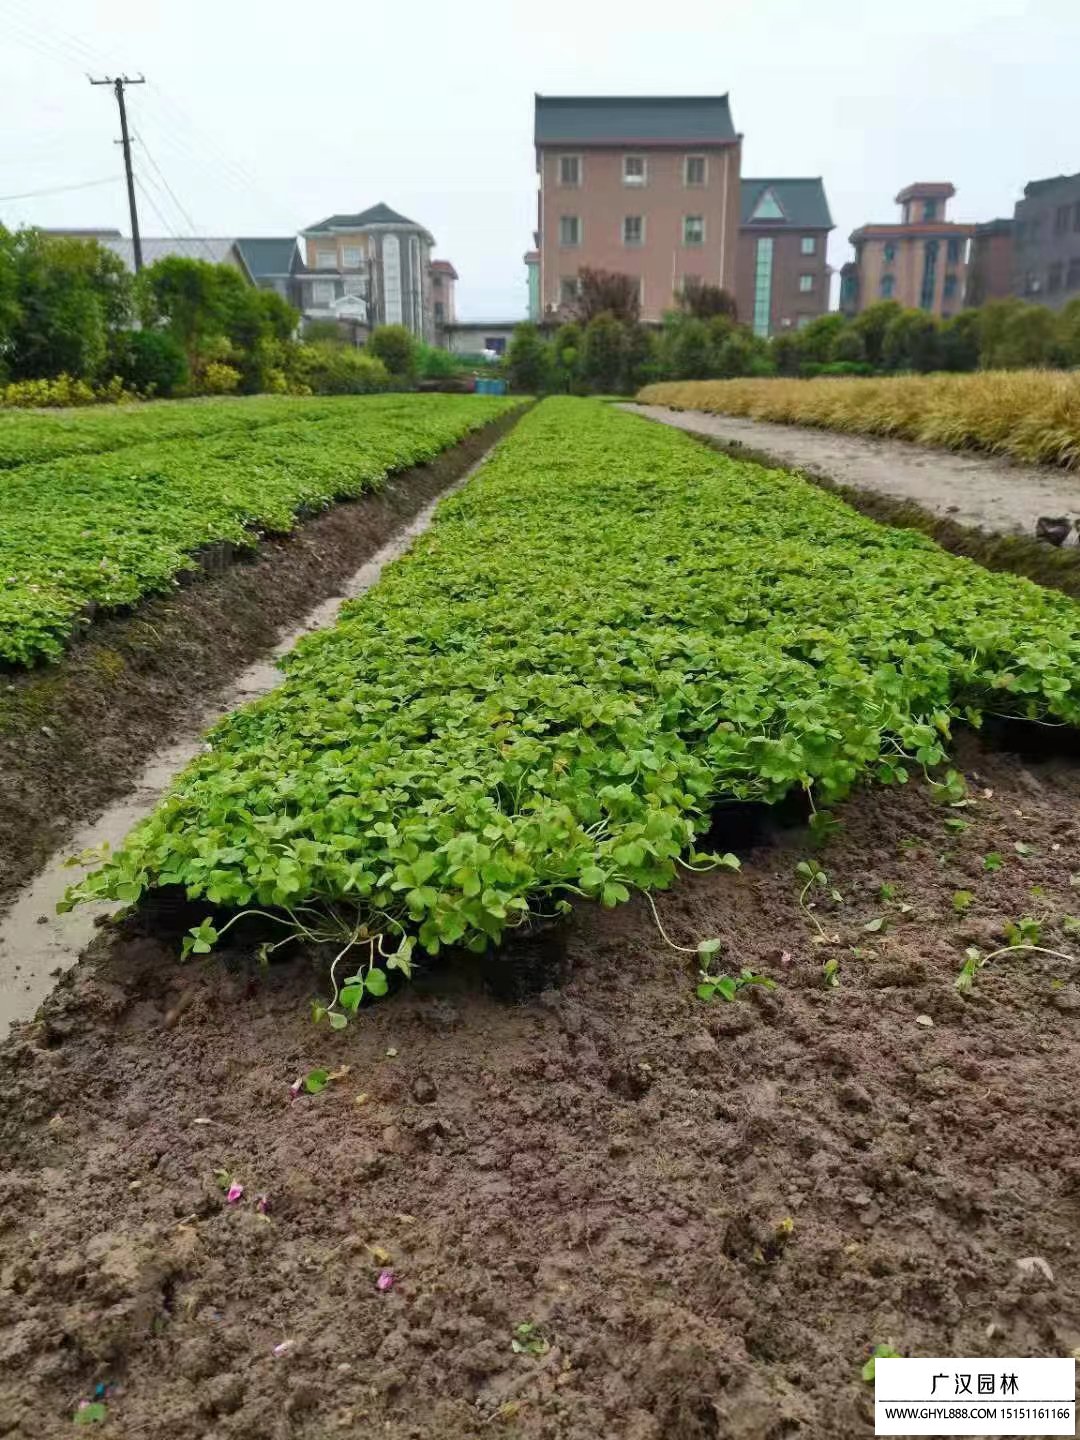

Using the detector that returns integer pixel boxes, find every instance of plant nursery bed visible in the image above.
[0,409,523,912]
[2,731,1079,1439]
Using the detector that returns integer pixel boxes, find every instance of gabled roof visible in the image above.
[303,203,429,235]
[740,178,833,230]
[98,236,255,281]
[534,94,736,146]
[235,236,301,279]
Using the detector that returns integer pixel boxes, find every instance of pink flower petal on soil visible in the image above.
[376,1268,395,1292]
[226,1182,244,1205]
[255,1195,270,1214]
[272,1340,293,1358]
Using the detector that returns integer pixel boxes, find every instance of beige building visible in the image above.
[534,95,742,323]
[845,183,973,318]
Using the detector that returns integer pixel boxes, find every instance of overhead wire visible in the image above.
[0,175,121,203]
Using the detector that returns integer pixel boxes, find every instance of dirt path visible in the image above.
[623,404,1080,539]
[2,730,1079,1439]
[0,451,497,1033]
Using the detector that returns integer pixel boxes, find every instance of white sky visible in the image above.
[0,0,1076,320]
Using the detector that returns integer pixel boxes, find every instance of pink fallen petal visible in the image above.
[255,1195,270,1215]
[288,1078,303,1101]
[272,1340,293,1358]
[226,1182,244,1205]
[376,1268,395,1292]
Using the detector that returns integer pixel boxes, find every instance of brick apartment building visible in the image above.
[965,218,1015,307]
[1012,172,1080,310]
[844,183,974,318]
[533,95,742,324]
[735,178,833,335]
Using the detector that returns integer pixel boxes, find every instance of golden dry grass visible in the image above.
[637,371,1080,469]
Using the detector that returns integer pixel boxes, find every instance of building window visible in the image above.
[560,276,579,304]
[1067,257,1080,290]
[341,245,361,268]
[559,215,581,246]
[484,336,507,355]
[943,273,958,299]
[683,215,705,246]
[343,276,365,296]
[799,274,814,292]
[880,274,895,299]
[383,233,402,324]
[1056,205,1070,235]
[920,239,939,310]
[1030,216,1043,242]
[316,249,337,270]
[1074,202,1080,233]
[623,155,646,186]
[800,236,816,255]
[752,236,773,337]
[1015,221,1027,247]
[884,242,897,263]
[684,155,706,186]
[1048,262,1063,293]
[1024,270,1039,296]
[559,154,581,187]
[622,215,644,246]
[923,200,937,220]
[947,237,962,264]
[432,274,443,290]
[434,301,445,322]
[312,280,335,305]
[750,187,785,221]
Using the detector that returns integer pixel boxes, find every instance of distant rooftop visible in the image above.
[431,259,458,278]
[235,236,300,278]
[740,178,833,230]
[303,203,432,238]
[95,236,254,279]
[534,94,737,146]
[1023,171,1080,198]
[895,182,956,203]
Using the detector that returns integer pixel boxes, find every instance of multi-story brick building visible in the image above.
[297,203,455,342]
[533,94,742,323]
[735,178,833,335]
[1011,172,1080,311]
[964,218,1015,306]
[845,183,973,319]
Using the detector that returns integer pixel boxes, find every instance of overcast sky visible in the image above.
[1,0,1076,319]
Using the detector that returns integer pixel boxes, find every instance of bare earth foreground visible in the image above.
[623,404,1080,538]
[2,729,1080,1439]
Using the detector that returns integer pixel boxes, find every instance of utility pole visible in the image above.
[89,74,145,272]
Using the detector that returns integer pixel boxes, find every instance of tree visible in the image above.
[795,313,849,368]
[622,322,657,392]
[679,278,737,321]
[771,331,801,377]
[8,232,131,381]
[0,227,20,380]
[938,310,980,372]
[257,289,300,342]
[581,312,626,392]
[575,267,640,325]
[976,299,1027,369]
[715,329,772,378]
[551,321,582,391]
[832,328,867,364]
[850,300,902,370]
[669,318,712,380]
[505,323,551,393]
[992,304,1061,369]
[138,257,229,375]
[108,328,189,396]
[368,324,417,379]
[1058,298,1080,368]
[882,309,941,373]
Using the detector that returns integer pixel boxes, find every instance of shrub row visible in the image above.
[70,399,1080,998]
[0,393,520,666]
[637,371,1080,469]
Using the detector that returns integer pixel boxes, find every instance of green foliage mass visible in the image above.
[69,399,1080,964]
[0,393,520,665]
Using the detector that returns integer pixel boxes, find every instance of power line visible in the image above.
[132,129,218,262]
[0,175,121,203]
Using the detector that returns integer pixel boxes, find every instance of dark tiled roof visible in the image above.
[304,203,424,233]
[534,94,736,146]
[740,178,833,230]
[895,182,956,203]
[236,236,300,278]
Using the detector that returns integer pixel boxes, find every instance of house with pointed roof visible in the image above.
[297,202,453,342]
[533,94,742,323]
[735,178,834,337]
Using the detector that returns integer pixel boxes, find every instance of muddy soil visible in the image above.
[624,404,1080,540]
[0,412,521,913]
[2,730,1079,1439]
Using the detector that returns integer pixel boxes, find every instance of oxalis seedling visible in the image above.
[955,933,1078,993]
[795,859,843,941]
[862,1344,902,1383]
[511,1322,550,1357]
